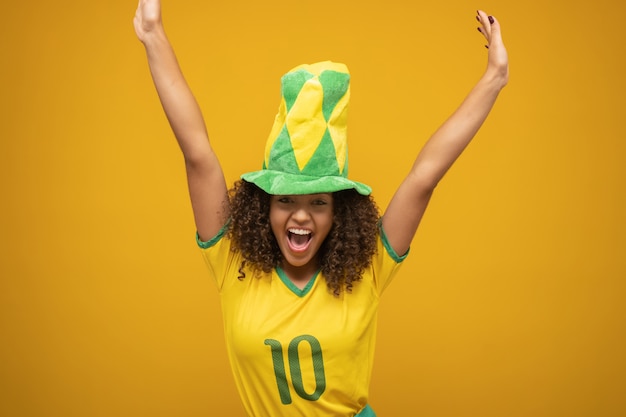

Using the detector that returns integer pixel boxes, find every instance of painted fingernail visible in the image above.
[477,27,482,33]
[476,15,480,22]
[488,16,495,24]
[485,45,489,49]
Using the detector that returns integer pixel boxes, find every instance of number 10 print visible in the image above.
[264,335,327,404]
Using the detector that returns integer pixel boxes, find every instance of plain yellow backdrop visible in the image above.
[1,0,625,416]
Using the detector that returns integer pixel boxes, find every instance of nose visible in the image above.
[291,206,311,223]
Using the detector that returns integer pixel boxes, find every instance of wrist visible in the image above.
[138,24,168,47]
[483,65,509,91]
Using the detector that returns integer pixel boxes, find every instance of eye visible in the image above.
[276,196,293,204]
[311,199,328,206]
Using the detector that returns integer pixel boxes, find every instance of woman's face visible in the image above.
[269,193,334,273]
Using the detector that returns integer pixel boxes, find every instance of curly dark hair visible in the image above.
[227,180,380,296]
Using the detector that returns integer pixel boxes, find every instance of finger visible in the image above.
[487,14,502,39]
[476,10,492,39]
[477,29,489,48]
[477,26,488,41]
[476,11,490,48]
[486,15,505,52]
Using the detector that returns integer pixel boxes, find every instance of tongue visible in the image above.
[290,233,310,249]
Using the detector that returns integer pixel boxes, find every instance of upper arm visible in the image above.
[185,144,229,242]
[381,173,434,257]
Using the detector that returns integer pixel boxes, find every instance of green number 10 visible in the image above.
[264,335,326,404]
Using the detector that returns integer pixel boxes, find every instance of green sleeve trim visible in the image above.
[356,404,376,417]
[196,220,230,249]
[276,267,320,297]
[379,220,409,263]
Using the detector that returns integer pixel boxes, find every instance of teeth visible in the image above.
[288,228,311,236]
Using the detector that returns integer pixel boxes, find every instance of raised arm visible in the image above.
[382,10,509,256]
[134,0,228,241]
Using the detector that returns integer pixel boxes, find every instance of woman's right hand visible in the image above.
[133,0,163,43]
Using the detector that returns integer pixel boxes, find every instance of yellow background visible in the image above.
[1,0,625,416]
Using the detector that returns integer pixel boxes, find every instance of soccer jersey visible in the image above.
[198,224,406,417]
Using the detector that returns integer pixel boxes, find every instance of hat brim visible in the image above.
[241,170,371,196]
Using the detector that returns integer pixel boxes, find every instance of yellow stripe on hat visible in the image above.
[285,77,327,171]
[327,86,350,174]
[264,97,287,167]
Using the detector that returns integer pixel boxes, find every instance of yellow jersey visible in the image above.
[198,224,406,416]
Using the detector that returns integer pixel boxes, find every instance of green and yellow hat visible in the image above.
[241,61,371,196]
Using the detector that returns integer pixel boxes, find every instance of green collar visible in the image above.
[275,267,320,297]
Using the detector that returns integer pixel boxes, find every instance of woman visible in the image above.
[134,1,508,415]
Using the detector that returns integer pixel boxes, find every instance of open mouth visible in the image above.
[287,228,313,252]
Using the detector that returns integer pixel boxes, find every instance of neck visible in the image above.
[279,262,320,290]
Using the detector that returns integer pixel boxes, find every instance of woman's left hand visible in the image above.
[477,10,509,87]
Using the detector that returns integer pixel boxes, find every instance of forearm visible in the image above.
[141,27,212,163]
[410,69,507,189]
